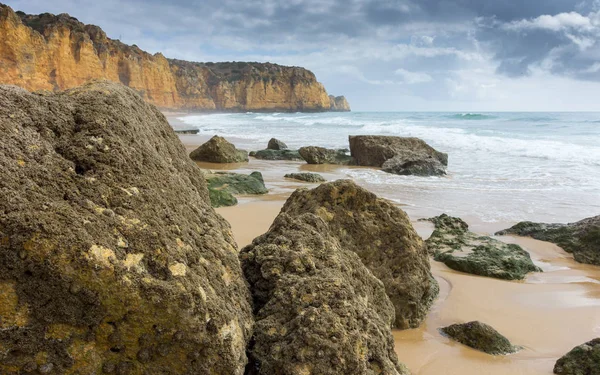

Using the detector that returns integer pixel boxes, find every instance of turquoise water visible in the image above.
[179,112,600,224]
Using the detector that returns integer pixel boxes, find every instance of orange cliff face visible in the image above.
[0,4,350,112]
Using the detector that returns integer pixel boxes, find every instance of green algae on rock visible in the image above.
[440,321,519,355]
[425,214,542,280]
[497,216,600,266]
[298,146,355,165]
[0,81,253,374]
[284,172,326,183]
[189,135,249,163]
[204,171,267,207]
[240,207,408,374]
[554,338,600,375]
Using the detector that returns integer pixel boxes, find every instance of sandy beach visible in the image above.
[177,131,600,375]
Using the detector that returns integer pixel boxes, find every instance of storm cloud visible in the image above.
[5,0,600,110]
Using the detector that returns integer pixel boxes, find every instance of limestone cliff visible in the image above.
[328,95,351,112]
[0,4,350,112]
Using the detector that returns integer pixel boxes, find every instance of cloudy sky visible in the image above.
[7,0,600,111]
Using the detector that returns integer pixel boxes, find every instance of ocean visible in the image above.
[178,111,600,225]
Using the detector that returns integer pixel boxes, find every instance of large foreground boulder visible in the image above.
[298,146,355,165]
[554,338,600,375]
[240,211,408,375]
[425,214,541,280]
[190,135,249,163]
[0,82,253,374]
[497,216,600,266]
[267,180,438,329]
[440,321,519,355]
[349,135,448,176]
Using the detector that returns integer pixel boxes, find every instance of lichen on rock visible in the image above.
[0,81,253,374]
[204,171,268,207]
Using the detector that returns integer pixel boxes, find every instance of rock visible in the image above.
[204,171,267,207]
[440,321,519,355]
[0,81,253,374]
[298,146,355,165]
[240,206,408,374]
[270,180,438,329]
[425,214,541,280]
[554,338,600,375]
[496,216,600,266]
[382,152,446,176]
[251,149,304,161]
[284,173,326,183]
[208,187,238,208]
[0,4,349,112]
[349,135,448,176]
[189,135,249,163]
[329,95,351,112]
[267,138,288,150]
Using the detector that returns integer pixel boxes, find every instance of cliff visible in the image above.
[0,4,350,112]
[329,95,351,111]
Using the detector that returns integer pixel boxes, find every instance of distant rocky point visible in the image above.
[0,4,350,112]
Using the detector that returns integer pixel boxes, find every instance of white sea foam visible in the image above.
[175,111,600,223]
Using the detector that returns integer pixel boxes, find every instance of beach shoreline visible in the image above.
[174,127,600,375]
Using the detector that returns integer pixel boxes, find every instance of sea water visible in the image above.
[178,112,600,224]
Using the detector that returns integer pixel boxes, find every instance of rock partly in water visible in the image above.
[349,135,448,176]
[284,172,326,183]
[425,214,541,280]
[267,138,288,150]
[554,338,600,375]
[298,146,355,165]
[496,216,600,266]
[382,152,447,177]
[440,321,519,355]
[0,81,253,374]
[272,180,438,329]
[189,135,249,163]
[240,197,408,374]
[251,149,304,161]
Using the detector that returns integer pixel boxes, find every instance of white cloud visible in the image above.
[504,12,594,32]
[394,68,433,84]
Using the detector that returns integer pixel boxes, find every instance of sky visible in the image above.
[6,0,600,111]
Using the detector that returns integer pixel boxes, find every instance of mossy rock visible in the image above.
[208,187,238,207]
[554,338,600,375]
[204,171,267,205]
[425,214,541,280]
[497,216,600,266]
[440,321,519,355]
[284,172,326,183]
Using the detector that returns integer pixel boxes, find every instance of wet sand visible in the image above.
[180,131,600,375]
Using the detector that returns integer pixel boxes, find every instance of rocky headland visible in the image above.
[0,4,350,112]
